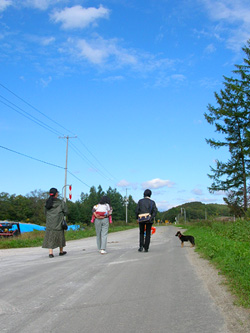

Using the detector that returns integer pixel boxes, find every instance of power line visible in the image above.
[0,82,117,183]
[68,171,90,188]
[69,141,114,182]
[77,137,117,181]
[0,96,62,136]
[0,144,91,188]
[0,82,75,136]
[0,145,64,169]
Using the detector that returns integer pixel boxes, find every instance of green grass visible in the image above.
[0,223,137,249]
[180,220,250,308]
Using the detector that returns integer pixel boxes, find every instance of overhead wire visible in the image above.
[77,137,117,181]
[0,82,75,136]
[0,144,91,188]
[69,141,114,182]
[0,82,117,184]
[0,145,64,170]
[0,95,63,136]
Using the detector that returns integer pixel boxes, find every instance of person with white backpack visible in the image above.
[91,196,112,254]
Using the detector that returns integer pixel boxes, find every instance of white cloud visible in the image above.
[117,180,139,190]
[101,75,124,82]
[73,38,108,64]
[117,179,130,187]
[192,188,203,195]
[171,74,186,82]
[67,36,137,66]
[202,0,250,51]
[203,0,250,23]
[204,43,216,54]
[141,178,175,190]
[156,201,173,211]
[40,36,55,46]
[39,76,52,87]
[22,0,62,10]
[212,190,226,196]
[0,0,12,12]
[202,197,220,203]
[154,73,186,88]
[51,5,110,30]
[199,77,220,89]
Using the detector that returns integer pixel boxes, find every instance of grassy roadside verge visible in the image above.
[0,223,138,249]
[179,220,250,308]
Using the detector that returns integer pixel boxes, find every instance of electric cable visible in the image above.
[69,141,113,182]
[0,145,91,188]
[67,171,90,188]
[77,137,117,181]
[0,145,64,169]
[0,82,117,182]
[0,82,75,136]
[0,96,62,136]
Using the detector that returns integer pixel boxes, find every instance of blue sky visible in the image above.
[0,0,249,211]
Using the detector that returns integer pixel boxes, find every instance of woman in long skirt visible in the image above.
[42,188,68,258]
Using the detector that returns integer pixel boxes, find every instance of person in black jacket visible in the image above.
[136,189,157,252]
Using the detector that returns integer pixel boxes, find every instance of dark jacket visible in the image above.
[136,197,157,222]
[44,199,68,231]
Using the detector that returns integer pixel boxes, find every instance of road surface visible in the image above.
[0,225,239,332]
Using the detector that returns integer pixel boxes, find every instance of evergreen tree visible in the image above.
[223,189,245,217]
[204,40,250,212]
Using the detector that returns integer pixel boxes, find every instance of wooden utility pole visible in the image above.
[59,135,77,202]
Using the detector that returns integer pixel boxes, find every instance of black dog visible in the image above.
[175,231,195,247]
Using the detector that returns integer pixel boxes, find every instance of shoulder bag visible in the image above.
[61,217,68,230]
[138,200,153,222]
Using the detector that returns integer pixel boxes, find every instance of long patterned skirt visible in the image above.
[42,230,66,249]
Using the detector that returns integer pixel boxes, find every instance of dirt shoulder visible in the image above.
[187,248,250,333]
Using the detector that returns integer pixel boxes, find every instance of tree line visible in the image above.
[1,186,232,226]
[0,186,139,225]
[160,202,231,223]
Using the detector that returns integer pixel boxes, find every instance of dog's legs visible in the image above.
[181,242,184,248]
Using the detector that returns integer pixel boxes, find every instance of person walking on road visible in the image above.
[92,196,112,254]
[42,188,68,258]
[136,189,157,252]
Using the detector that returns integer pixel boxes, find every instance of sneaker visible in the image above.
[100,250,107,254]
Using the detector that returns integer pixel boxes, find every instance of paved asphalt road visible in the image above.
[0,226,227,333]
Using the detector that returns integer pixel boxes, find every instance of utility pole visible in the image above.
[59,135,77,202]
[181,207,186,223]
[125,188,128,224]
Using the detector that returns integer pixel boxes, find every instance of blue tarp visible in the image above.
[19,223,46,233]
[0,221,80,233]
[19,223,80,232]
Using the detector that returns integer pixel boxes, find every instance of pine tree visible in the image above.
[204,40,250,212]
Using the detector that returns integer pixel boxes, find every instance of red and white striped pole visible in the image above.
[69,185,72,200]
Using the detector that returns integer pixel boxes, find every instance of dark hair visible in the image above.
[99,196,111,205]
[45,188,58,210]
[144,189,152,197]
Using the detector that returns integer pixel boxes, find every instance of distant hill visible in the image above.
[160,201,231,223]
